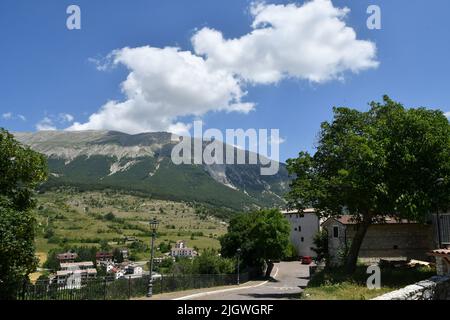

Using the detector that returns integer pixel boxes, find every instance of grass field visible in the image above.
[302,265,436,300]
[34,189,229,265]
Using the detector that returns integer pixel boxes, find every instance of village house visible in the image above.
[107,266,125,280]
[322,215,436,265]
[95,252,113,265]
[282,209,320,258]
[170,240,198,258]
[124,264,143,276]
[104,261,144,280]
[56,252,78,263]
[55,261,97,288]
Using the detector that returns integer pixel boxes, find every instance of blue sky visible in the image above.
[1,0,450,161]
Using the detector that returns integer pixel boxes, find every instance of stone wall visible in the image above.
[325,222,434,265]
[372,276,450,300]
[348,224,434,261]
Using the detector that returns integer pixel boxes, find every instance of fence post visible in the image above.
[103,278,107,300]
[21,277,27,300]
[128,276,131,300]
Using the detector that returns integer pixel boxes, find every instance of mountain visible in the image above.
[14,130,290,211]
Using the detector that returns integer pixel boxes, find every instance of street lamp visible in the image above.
[147,217,159,298]
[435,178,445,249]
[236,248,242,285]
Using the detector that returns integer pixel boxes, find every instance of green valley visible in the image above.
[34,189,229,267]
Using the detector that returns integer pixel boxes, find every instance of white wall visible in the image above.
[284,212,320,257]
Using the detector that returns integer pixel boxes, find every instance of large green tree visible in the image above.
[0,129,47,299]
[286,96,450,273]
[220,209,290,277]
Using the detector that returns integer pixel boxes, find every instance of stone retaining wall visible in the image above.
[372,275,450,300]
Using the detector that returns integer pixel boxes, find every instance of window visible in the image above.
[294,227,297,231]
[301,237,304,242]
[298,226,302,232]
[333,226,339,238]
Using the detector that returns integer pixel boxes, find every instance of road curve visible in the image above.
[187,261,310,300]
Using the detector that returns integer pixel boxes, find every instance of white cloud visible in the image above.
[88,55,115,72]
[36,117,57,131]
[70,0,378,135]
[59,113,74,123]
[2,112,12,120]
[69,46,254,135]
[2,112,26,121]
[192,0,378,84]
[444,111,450,119]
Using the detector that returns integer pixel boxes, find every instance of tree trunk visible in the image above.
[344,214,372,274]
[265,261,274,278]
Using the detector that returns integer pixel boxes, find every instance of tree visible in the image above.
[0,128,47,298]
[99,239,111,252]
[286,96,450,273]
[43,227,55,239]
[311,230,329,264]
[191,249,234,274]
[159,242,171,254]
[220,209,290,277]
[112,248,124,263]
[43,249,61,271]
[170,257,194,274]
[103,212,116,221]
[74,246,97,263]
[283,242,298,261]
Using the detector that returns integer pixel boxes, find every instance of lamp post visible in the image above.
[435,178,444,249]
[236,248,241,285]
[147,217,159,298]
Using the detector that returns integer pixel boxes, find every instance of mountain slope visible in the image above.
[14,130,290,210]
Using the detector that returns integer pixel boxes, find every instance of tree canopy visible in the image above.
[0,128,47,299]
[286,96,450,273]
[220,209,290,276]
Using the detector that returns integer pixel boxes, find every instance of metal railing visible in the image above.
[17,273,249,300]
[433,213,450,246]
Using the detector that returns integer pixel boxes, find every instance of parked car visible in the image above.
[301,256,312,265]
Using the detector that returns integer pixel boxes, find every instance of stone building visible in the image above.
[322,215,435,265]
[283,209,320,257]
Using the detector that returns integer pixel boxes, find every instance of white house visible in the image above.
[115,270,125,280]
[56,261,97,288]
[125,264,143,276]
[282,209,320,258]
[170,240,198,258]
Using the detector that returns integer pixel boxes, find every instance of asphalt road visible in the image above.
[191,261,310,300]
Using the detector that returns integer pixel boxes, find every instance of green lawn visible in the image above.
[302,264,436,300]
